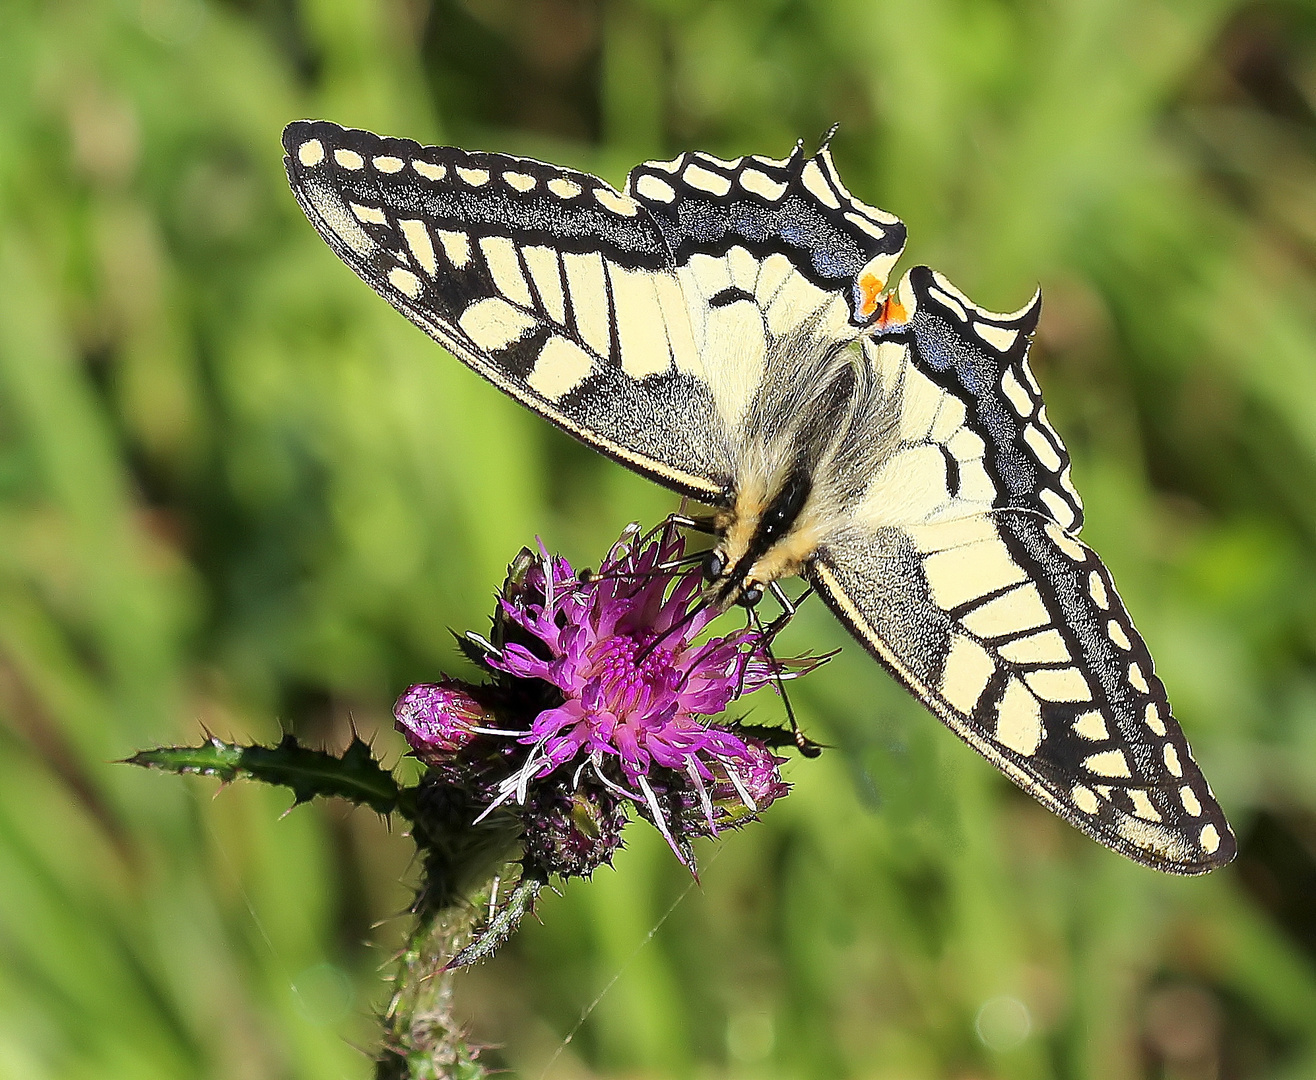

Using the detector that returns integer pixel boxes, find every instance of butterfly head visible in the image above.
[703,466,819,611]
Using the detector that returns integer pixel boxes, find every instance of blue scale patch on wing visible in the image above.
[886,266,1084,532]
[811,506,1235,873]
[282,119,737,502]
[626,140,907,326]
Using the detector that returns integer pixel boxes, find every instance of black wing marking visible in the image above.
[626,140,908,327]
[282,119,735,503]
[810,508,1235,873]
[879,265,1084,532]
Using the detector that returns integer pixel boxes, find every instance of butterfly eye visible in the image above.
[738,583,764,607]
[702,550,725,582]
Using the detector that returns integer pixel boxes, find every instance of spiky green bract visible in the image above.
[124,734,400,814]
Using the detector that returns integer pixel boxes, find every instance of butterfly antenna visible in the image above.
[751,607,822,758]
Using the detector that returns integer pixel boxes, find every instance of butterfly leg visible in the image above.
[748,600,823,759]
[761,580,814,644]
[630,512,717,560]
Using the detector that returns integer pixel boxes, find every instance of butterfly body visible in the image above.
[284,120,1236,873]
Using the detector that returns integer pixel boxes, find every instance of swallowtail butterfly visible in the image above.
[284,120,1235,873]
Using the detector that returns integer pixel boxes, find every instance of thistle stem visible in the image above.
[376,780,523,1079]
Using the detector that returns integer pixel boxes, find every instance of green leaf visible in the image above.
[123,734,400,814]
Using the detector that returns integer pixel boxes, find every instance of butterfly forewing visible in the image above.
[283,120,734,502]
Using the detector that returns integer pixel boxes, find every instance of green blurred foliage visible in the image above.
[5,0,1316,1076]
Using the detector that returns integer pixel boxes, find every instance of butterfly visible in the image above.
[283,119,1236,874]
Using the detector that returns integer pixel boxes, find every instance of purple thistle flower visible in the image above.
[478,525,811,859]
[395,525,825,874]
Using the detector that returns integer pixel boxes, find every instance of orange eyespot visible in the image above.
[856,272,885,319]
[875,292,909,328]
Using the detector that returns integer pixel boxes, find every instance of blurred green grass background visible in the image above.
[5,0,1316,1076]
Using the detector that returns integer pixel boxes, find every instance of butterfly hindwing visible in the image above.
[626,142,907,328]
[283,120,735,502]
[813,507,1234,873]
[890,266,1084,531]
[617,143,910,447]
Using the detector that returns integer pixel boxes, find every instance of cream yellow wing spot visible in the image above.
[754,253,794,308]
[437,229,471,269]
[940,634,996,715]
[479,236,534,309]
[999,629,1070,665]
[350,202,387,225]
[522,246,566,325]
[1024,425,1062,471]
[1001,368,1033,416]
[683,162,731,196]
[527,336,594,401]
[1082,750,1131,778]
[1072,785,1100,814]
[399,220,438,276]
[699,298,766,432]
[1179,786,1202,815]
[1022,667,1091,703]
[562,251,611,357]
[1107,619,1132,651]
[897,365,944,443]
[456,166,490,186]
[1128,663,1149,694]
[1088,570,1110,609]
[928,286,968,321]
[412,159,446,181]
[929,394,968,444]
[766,272,829,337]
[906,515,997,554]
[726,246,759,292]
[1128,790,1162,822]
[739,168,787,200]
[687,252,732,300]
[387,266,421,299]
[800,159,840,209]
[923,537,1028,610]
[859,444,956,528]
[503,171,537,192]
[634,174,675,202]
[594,188,639,216]
[457,297,537,351]
[995,678,1043,755]
[1072,710,1108,740]
[607,263,672,379]
[974,322,1018,352]
[960,583,1051,638]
